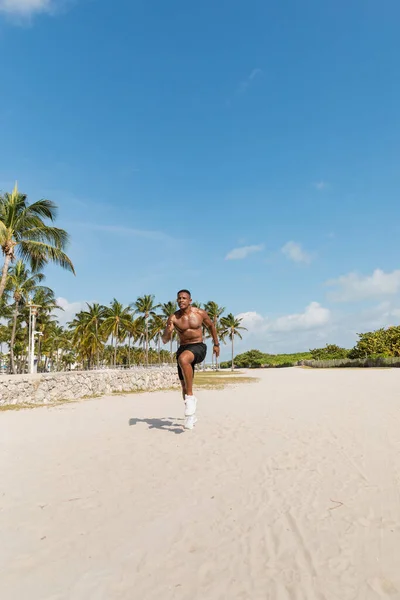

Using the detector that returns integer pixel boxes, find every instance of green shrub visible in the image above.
[301,357,400,368]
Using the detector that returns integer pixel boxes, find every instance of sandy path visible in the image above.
[1,368,400,600]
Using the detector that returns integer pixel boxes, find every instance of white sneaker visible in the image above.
[184,415,198,430]
[184,395,197,416]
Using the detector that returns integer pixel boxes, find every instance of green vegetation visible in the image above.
[309,344,348,360]
[305,327,400,367]
[221,326,400,370]
[301,357,400,369]
[0,183,74,299]
[220,349,312,369]
[348,326,400,358]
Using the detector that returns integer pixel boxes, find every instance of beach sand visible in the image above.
[1,367,400,600]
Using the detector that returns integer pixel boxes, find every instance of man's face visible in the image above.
[177,292,191,310]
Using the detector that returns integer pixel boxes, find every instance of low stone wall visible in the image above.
[0,367,180,406]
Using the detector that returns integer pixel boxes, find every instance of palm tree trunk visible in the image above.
[17,354,24,374]
[114,325,118,367]
[145,314,149,366]
[158,336,161,365]
[10,300,19,374]
[37,336,42,372]
[128,334,131,367]
[0,253,12,300]
[96,322,100,368]
[231,332,234,371]
[214,317,219,371]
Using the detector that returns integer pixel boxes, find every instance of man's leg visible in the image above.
[178,350,195,396]
[180,380,186,401]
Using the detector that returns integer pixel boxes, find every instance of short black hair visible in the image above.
[177,289,191,297]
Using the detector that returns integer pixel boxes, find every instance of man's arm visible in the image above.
[162,315,175,344]
[202,311,220,357]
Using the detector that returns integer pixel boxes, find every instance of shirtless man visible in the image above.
[162,289,220,429]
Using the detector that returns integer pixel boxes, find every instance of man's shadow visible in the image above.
[129,417,185,435]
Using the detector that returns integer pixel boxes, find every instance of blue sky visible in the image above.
[1,0,400,356]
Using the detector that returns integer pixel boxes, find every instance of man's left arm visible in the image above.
[202,311,220,357]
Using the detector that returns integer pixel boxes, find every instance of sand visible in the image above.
[1,367,400,600]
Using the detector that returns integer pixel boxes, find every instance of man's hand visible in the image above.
[162,316,175,344]
[202,311,220,355]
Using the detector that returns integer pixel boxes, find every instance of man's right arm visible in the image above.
[162,315,175,344]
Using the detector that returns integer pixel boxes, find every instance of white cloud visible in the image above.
[237,302,330,334]
[281,241,312,264]
[312,181,328,191]
[0,0,54,16]
[225,244,264,260]
[235,311,265,332]
[269,302,331,332]
[55,297,88,326]
[230,302,331,356]
[326,269,400,302]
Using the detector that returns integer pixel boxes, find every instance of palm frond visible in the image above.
[20,226,70,248]
[18,241,75,274]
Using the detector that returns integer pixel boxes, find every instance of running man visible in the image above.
[162,289,220,429]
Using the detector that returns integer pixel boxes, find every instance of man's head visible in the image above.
[177,289,191,310]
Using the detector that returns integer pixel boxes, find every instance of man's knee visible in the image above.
[178,355,191,367]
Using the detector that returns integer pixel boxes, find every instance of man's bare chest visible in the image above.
[175,314,202,332]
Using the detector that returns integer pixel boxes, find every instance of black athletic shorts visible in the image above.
[176,343,207,381]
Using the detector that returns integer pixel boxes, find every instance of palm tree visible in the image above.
[204,301,225,370]
[149,314,165,364]
[7,260,48,374]
[220,313,247,371]
[128,317,145,366]
[46,324,71,371]
[0,183,75,299]
[29,287,60,370]
[69,311,89,367]
[161,301,177,360]
[101,299,133,367]
[79,303,107,367]
[0,323,9,372]
[134,295,160,365]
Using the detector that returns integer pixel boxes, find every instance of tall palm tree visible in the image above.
[161,301,177,359]
[204,301,225,369]
[128,316,145,365]
[101,299,133,367]
[69,311,89,367]
[7,260,48,374]
[78,303,107,367]
[46,324,71,371]
[220,313,247,371]
[0,183,75,299]
[29,287,60,370]
[134,295,160,365]
[149,314,166,364]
